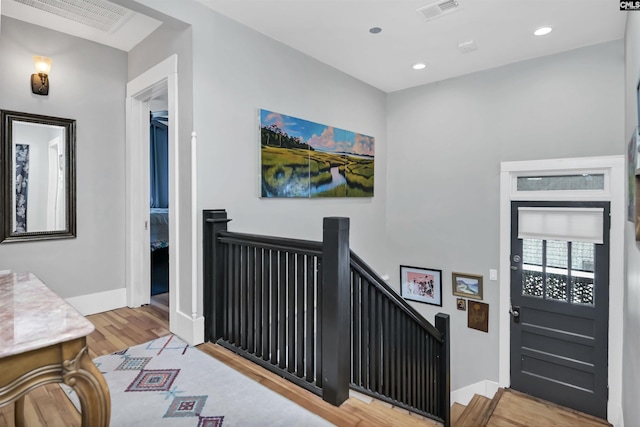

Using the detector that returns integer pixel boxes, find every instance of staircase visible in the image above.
[346,392,443,426]
[451,388,612,427]
[203,211,450,424]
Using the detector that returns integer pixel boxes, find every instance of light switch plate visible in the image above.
[489,269,498,281]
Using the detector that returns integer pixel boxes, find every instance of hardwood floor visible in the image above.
[485,388,611,427]
[452,388,612,427]
[0,296,436,427]
[0,296,611,427]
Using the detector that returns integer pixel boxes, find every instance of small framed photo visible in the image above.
[456,298,466,311]
[468,301,489,333]
[400,265,442,306]
[452,272,483,300]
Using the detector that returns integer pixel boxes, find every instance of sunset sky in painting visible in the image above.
[260,109,375,156]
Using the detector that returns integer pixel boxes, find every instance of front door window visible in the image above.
[522,239,595,306]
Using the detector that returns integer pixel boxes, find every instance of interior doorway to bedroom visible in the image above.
[125,55,179,334]
[149,107,170,312]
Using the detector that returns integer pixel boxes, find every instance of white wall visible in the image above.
[0,16,128,298]
[126,18,195,318]
[193,6,388,263]
[132,0,389,321]
[623,11,640,426]
[386,40,624,391]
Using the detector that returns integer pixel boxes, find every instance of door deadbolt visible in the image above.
[512,255,521,263]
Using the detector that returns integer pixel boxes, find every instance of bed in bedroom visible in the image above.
[150,208,169,295]
[150,208,169,251]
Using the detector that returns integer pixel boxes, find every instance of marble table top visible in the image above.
[0,272,95,358]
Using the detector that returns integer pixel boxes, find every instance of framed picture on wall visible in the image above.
[452,272,483,300]
[400,265,442,306]
[468,301,489,333]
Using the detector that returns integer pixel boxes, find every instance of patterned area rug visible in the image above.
[64,335,334,426]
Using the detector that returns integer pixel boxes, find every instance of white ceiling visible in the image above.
[1,0,627,92]
[195,0,627,93]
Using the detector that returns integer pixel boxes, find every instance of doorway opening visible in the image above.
[149,108,171,311]
[125,55,179,333]
[150,108,169,311]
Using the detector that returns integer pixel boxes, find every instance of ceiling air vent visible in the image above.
[416,0,462,22]
[11,0,134,33]
[458,40,477,53]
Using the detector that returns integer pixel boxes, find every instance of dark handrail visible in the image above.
[204,210,449,424]
[217,230,323,254]
[349,249,450,424]
[218,231,322,253]
[350,250,444,341]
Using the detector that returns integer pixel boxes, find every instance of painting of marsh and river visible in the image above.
[260,109,374,198]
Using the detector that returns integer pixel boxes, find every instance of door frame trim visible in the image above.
[125,54,179,333]
[499,155,624,424]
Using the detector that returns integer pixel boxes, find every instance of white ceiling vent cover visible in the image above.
[12,0,134,33]
[417,0,461,22]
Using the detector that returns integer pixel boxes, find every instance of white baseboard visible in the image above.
[608,400,623,427]
[450,380,500,406]
[65,288,127,316]
[173,309,205,346]
[349,389,374,404]
[64,288,205,347]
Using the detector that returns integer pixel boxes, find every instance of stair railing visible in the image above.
[350,251,450,424]
[203,209,450,425]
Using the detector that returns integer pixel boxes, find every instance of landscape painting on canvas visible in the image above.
[260,109,374,198]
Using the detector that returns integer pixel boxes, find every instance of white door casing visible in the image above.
[125,55,179,334]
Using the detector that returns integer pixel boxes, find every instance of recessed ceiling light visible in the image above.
[534,26,552,36]
[369,27,382,34]
[412,63,426,70]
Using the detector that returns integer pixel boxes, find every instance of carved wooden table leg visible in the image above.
[63,345,111,427]
[0,273,110,427]
[14,396,25,427]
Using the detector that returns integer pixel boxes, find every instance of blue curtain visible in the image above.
[150,112,169,208]
[15,144,30,232]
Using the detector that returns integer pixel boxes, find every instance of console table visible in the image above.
[0,272,110,426]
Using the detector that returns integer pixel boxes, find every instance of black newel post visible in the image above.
[435,313,451,427]
[203,209,231,342]
[321,217,350,406]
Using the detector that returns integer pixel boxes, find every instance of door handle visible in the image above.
[510,306,521,323]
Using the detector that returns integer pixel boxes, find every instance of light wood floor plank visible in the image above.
[486,389,611,427]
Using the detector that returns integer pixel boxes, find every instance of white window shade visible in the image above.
[518,207,604,244]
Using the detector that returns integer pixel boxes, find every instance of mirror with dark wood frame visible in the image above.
[1,110,76,243]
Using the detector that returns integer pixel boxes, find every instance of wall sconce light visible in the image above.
[31,56,52,96]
